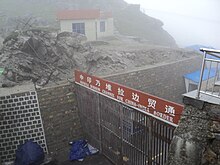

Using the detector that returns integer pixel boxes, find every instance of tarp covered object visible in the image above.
[15,141,45,165]
[69,139,98,161]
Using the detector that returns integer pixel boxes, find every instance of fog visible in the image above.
[124,0,220,49]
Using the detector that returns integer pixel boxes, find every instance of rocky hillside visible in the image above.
[0,0,176,46]
[0,29,196,87]
[0,30,88,87]
[113,6,176,46]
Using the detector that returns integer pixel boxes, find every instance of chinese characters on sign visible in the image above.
[75,70,183,125]
[165,105,175,116]
[106,83,112,91]
[132,92,139,102]
[148,98,157,109]
[87,77,92,84]
[80,74,84,80]
[118,88,124,96]
[96,80,101,87]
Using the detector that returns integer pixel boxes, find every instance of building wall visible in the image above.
[60,18,114,41]
[97,18,114,39]
[105,57,203,104]
[60,19,97,41]
[184,79,198,93]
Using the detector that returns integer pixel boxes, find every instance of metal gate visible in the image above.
[75,71,182,165]
[76,85,175,164]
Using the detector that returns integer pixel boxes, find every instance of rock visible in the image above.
[210,139,220,155]
[167,136,203,165]
[203,147,217,164]
[22,37,47,57]
[57,31,87,43]
[0,29,91,86]
[1,80,17,88]
[208,108,220,121]
[210,121,220,133]
[0,37,3,49]
[0,28,198,87]
[215,133,220,140]
[3,31,19,44]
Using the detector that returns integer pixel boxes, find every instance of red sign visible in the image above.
[75,70,183,126]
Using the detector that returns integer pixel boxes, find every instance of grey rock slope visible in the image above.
[0,30,89,86]
[0,29,196,87]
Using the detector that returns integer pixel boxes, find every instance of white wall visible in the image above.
[184,78,199,93]
[97,18,114,39]
[60,18,114,41]
[60,19,97,41]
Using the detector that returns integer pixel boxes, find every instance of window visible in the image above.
[72,23,85,34]
[100,21,105,32]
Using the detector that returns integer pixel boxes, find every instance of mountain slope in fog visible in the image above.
[0,0,176,46]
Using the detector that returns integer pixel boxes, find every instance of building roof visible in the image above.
[100,11,112,19]
[57,9,112,20]
[185,45,220,60]
[184,68,217,83]
[206,54,220,60]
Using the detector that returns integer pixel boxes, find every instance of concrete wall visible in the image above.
[37,83,84,162]
[60,19,97,41]
[0,85,47,163]
[97,18,114,39]
[105,56,203,104]
[60,18,114,41]
[167,95,220,165]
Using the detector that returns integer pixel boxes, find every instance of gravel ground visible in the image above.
[59,154,113,165]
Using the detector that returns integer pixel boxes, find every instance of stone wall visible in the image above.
[105,56,202,104]
[0,85,47,163]
[37,83,84,162]
[167,95,220,165]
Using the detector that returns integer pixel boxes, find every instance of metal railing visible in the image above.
[197,48,220,99]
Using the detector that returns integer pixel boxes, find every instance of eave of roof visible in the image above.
[57,9,112,20]
[57,9,100,20]
[184,68,217,83]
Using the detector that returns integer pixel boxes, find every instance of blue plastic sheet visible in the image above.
[69,139,98,161]
[15,141,44,165]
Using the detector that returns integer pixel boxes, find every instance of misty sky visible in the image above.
[124,0,220,49]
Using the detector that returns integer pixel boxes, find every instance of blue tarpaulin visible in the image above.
[184,68,217,83]
[69,139,99,161]
[15,141,44,165]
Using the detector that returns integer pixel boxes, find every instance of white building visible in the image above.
[57,9,114,41]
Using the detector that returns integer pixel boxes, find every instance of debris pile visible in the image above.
[0,29,197,87]
[0,30,89,87]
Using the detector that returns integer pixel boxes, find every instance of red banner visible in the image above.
[75,70,183,126]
